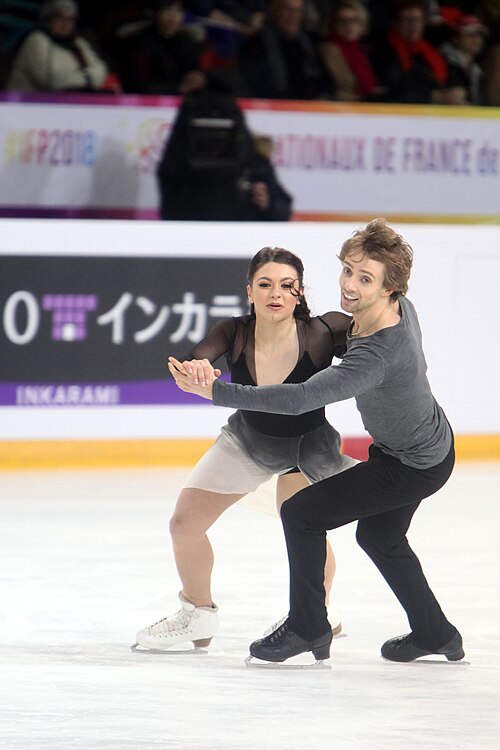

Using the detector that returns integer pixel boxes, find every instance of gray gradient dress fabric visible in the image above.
[182,312,356,494]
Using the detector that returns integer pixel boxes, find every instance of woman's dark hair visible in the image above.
[246,246,311,320]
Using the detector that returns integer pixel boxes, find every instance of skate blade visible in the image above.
[382,656,470,666]
[130,642,208,655]
[245,656,331,670]
[410,657,470,666]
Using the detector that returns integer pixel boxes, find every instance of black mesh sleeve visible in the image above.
[183,317,238,365]
[310,311,351,364]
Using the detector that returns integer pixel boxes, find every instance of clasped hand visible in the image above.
[167,357,220,400]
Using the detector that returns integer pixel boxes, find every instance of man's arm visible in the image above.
[212,346,384,413]
[169,342,386,412]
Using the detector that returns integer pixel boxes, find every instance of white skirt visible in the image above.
[183,411,358,513]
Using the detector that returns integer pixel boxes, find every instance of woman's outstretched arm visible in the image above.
[169,342,386,414]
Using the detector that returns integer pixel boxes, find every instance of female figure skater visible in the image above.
[134,247,356,651]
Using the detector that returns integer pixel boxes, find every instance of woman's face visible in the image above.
[335,10,365,42]
[247,262,303,322]
[46,10,77,39]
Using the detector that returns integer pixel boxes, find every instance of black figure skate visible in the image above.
[381,631,468,664]
[245,619,332,670]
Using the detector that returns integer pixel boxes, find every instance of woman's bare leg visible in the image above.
[169,488,245,607]
[276,472,336,605]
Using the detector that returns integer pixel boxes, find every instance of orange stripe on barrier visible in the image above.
[0,435,497,471]
[291,212,500,225]
[0,439,214,471]
[455,434,500,462]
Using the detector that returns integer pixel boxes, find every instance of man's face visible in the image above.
[454,28,485,57]
[339,252,392,315]
[156,3,184,37]
[271,0,304,36]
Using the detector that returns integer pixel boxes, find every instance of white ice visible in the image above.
[1,463,499,750]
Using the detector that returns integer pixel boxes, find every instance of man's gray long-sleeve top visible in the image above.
[212,297,452,469]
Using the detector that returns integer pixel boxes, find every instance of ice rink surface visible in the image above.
[1,463,499,750]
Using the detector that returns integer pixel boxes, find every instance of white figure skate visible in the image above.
[132,593,219,654]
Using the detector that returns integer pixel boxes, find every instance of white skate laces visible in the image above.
[133,593,219,652]
[146,608,192,636]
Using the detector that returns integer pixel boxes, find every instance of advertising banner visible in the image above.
[1,219,499,445]
[0,254,249,407]
[0,94,499,223]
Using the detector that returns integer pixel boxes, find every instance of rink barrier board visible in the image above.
[0,435,498,470]
[1,94,500,222]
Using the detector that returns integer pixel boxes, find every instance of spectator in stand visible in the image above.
[318,0,385,101]
[6,0,121,93]
[237,0,330,99]
[440,14,487,105]
[364,0,445,47]
[373,0,466,104]
[116,0,207,95]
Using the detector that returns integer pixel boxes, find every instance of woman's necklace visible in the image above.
[350,307,388,337]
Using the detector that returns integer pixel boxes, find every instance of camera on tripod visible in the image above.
[187,116,241,173]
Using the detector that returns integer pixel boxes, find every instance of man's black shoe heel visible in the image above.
[312,634,332,660]
[445,644,465,661]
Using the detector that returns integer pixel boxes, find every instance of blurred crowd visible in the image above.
[1,0,500,106]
